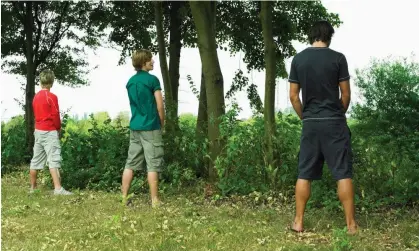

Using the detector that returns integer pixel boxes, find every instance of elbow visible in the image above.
[289,94,299,103]
[341,94,351,101]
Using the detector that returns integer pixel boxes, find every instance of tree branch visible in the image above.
[37,2,70,66]
[12,2,27,55]
[11,2,25,24]
[33,3,43,63]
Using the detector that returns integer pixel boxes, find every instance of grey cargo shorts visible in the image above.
[125,130,164,172]
[30,130,62,169]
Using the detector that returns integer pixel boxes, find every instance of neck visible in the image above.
[140,68,149,72]
[312,41,328,48]
[42,88,50,91]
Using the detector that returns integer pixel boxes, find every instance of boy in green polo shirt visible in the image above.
[121,49,165,208]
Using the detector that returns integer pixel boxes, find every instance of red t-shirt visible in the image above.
[33,89,61,131]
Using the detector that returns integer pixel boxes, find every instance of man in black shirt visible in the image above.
[288,20,357,234]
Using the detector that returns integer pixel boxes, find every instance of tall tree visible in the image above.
[1,1,105,154]
[189,1,225,181]
[154,1,173,132]
[260,1,276,168]
[167,1,183,127]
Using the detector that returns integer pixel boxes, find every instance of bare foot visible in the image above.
[152,199,162,209]
[291,220,304,233]
[347,224,358,235]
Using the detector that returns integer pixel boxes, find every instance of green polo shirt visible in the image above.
[126,70,162,130]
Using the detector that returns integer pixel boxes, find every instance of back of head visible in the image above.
[39,69,55,89]
[308,20,335,46]
[132,49,152,71]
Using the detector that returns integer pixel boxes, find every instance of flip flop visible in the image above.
[290,222,304,233]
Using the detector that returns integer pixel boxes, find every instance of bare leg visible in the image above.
[30,169,38,189]
[293,179,311,231]
[49,168,62,190]
[148,172,159,206]
[121,169,134,198]
[337,178,358,234]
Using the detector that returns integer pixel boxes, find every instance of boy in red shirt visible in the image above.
[29,70,72,195]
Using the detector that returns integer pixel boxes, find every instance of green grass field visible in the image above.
[2,171,418,251]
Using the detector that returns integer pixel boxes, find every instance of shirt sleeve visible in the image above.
[338,54,350,82]
[152,76,162,92]
[50,94,61,131]
[288,57,300,84]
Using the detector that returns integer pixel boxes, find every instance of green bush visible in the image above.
[214,102,301,196]
[350,57,419,207]
[1,116,30,175]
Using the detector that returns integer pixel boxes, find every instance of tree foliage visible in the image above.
[1,1,105,85]
[217,1,342,77]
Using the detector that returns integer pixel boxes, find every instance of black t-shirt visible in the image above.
[288,47,350,119]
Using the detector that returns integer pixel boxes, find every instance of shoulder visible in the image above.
[327,48,346,61]
[48,92,58,100]
[126,74,139,88]
[147,73,161,87]
[127,73,138,82]
[146,72,159,81]
[292,48,309,63]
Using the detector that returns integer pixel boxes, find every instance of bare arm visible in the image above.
[154,90,165,129]
[289,83,303,120]
[339,80,351,113]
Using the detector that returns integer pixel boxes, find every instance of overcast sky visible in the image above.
[1,0,418,122]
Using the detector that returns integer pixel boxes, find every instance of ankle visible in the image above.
[347,221,357,229]
[294,216,304,223]
[347,224,358,235]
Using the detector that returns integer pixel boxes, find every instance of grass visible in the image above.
[2,172,419,251]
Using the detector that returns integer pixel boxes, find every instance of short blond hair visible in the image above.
[39,69,55,88]
[132,49,152,70]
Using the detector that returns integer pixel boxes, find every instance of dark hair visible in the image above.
[308,20,335,45]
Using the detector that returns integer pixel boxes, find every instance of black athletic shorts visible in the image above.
[298,118,353,181]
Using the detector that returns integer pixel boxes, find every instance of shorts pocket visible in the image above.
[151,141,164,169]
[48,144,62,168]
[153,141,164,159]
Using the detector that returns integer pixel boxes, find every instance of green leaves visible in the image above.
[1,1,106,86]
[350,56,419,207]
[217,1,341,77]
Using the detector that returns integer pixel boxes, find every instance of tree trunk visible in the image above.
[24,2,36,157]
[196,69,208,139]
[154,1,174,130]
[260,1,276,168]
[190,1,225,181]
[168,1,183,125]
[196,69,208,178]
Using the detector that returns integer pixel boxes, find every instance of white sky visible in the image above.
[1,0,418,121]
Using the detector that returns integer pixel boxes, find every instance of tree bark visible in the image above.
[190,1,225,181]
[168,1,183,125]
[23,2,36,156]
[196,69,208,139]
[154,1,173,130]
[196,68,208,177]
[260,1,276,168]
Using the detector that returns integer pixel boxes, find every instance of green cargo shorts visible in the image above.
[125,130,164,172]
[30,130,62,169]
